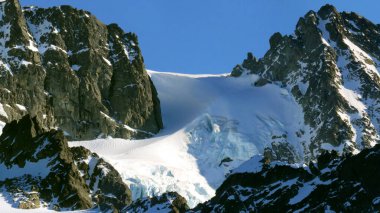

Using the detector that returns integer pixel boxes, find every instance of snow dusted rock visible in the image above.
[0,115,131,211]
[192,144,380,212]
[18,192,40,209]
[0,0,163,140]
[71,146,132,211]
[0,0,48,129]
[124,192,189,213]
[232,4,380,161]
[0,115,92,210]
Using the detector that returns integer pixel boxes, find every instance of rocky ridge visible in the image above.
[232,4,380,162]
[191,144,380,212]
[0,0,163,140]
[0,115,132,211]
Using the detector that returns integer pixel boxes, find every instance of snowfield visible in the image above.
[69,70,310,208]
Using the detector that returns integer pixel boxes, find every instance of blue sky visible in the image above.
[21,0,380,74]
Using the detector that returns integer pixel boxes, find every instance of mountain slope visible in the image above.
[232,4,380,161]
[69,5,380,209]
[192,144,380,212]
[0,115,131,211]
[70,70,310,207]
[0,0,163,140]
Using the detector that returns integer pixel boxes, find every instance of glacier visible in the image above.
[69,70,310,207]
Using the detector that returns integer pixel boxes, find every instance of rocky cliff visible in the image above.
[0,0,163,140]
[0,115,132,211]
[232,4,380,162]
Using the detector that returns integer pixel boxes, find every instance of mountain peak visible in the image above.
[317,4,340,19]
[231,4,380,162]
[269,32,283,48]
[0,0,163,140]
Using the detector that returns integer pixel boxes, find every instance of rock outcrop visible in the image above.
[0,115,132,211]
[0,0,163,140]
[124,192,189,213]
[71,146,132,212]
[192,144,380,212]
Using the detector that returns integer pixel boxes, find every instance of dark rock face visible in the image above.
[231,4,380,162]
[192,144,380,212]
[0,115,92,210]
[124,192,189,213]
[0,0,163,140]
[0,115,132,211]
[71,146,132,211]
[0,0,49,128]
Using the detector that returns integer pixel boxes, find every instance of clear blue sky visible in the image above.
[21,0,380,74]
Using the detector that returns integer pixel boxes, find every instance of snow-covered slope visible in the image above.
[70,70,310,207]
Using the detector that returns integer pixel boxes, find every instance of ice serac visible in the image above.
[0,115,132,211]
[0,0,163,140]
[232,4,380,161]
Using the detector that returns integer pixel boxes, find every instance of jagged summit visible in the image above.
[0,0,163,140]
[231,4,380,162]
[318,4,339,17]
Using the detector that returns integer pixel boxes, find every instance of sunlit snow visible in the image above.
[69,70,309,207]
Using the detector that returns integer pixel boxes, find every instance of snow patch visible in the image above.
[343,37,380,78]
[0,158,53,181]
[0,120,5,135]
[0,103,8,118]
[231,155,263,174]
[102,57,112,66]
[71,64,81,71]
[15,104,27,111]
[288,183,315,205]
[338,86,366,113]
[373,197,380,205]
